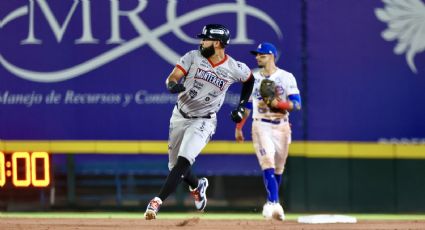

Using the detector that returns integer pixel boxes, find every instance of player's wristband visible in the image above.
[236,115,248,129]
[167,81,177,90]
[276,101,292,110]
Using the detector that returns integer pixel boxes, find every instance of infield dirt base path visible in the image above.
[1,218,425,230]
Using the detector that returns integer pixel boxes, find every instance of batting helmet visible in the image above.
[197,24,230,46]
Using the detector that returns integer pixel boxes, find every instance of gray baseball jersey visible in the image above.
[168,50,251,167]
[176,50,251,117]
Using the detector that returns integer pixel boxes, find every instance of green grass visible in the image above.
[1,212,425,220]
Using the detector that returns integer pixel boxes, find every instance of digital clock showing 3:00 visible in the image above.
[0,152,50,187]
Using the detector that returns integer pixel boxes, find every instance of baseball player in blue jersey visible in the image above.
[144,24,254,220]
[234,42,301,221]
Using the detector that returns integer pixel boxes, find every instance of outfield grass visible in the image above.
[1,212,425,220]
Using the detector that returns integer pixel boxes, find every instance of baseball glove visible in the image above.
[259,79,276,106]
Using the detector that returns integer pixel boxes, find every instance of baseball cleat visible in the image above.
[190,177,209,211]
[262,202,274,220]
[272,203,285,221]
[144,197,162,220]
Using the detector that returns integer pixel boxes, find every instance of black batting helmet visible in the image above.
[197,24,230,46]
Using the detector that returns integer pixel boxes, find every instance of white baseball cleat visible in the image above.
[262,202,274,220]
[272,203,285,221]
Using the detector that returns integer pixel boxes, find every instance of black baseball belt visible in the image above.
[254,118,288,125]
[176,103,214,119]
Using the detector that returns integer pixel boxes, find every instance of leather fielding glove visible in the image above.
[259,78,276,107]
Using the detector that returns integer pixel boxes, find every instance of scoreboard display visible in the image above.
[0,152,50,188]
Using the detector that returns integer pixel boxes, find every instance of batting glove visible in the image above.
[230,106,245,123]
[167,81,186,94]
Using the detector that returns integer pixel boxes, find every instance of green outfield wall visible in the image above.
[286,157,425,213]
[1,141,424,212]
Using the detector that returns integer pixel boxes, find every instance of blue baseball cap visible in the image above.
[250,42,277,57]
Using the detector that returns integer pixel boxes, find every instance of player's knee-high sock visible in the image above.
[263,168,279,203]
[274,173,283,201]
[275,174,282,187]
[183,168,199,189]
[158,156,191,201]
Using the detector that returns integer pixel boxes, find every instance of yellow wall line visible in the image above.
[0,140,424,159]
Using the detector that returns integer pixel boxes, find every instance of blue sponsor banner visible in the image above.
[3,0,423,142]
[0,0,303,140]
[307,0,425,141]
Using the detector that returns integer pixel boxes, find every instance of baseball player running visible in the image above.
[144,24,254,220]
[234,42,301,221]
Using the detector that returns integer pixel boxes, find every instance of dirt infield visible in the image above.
[1,218,425,230]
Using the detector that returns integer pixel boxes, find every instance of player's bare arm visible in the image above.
[235,108,251,143]
[165,67,186,94]
[269,94,302,111]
